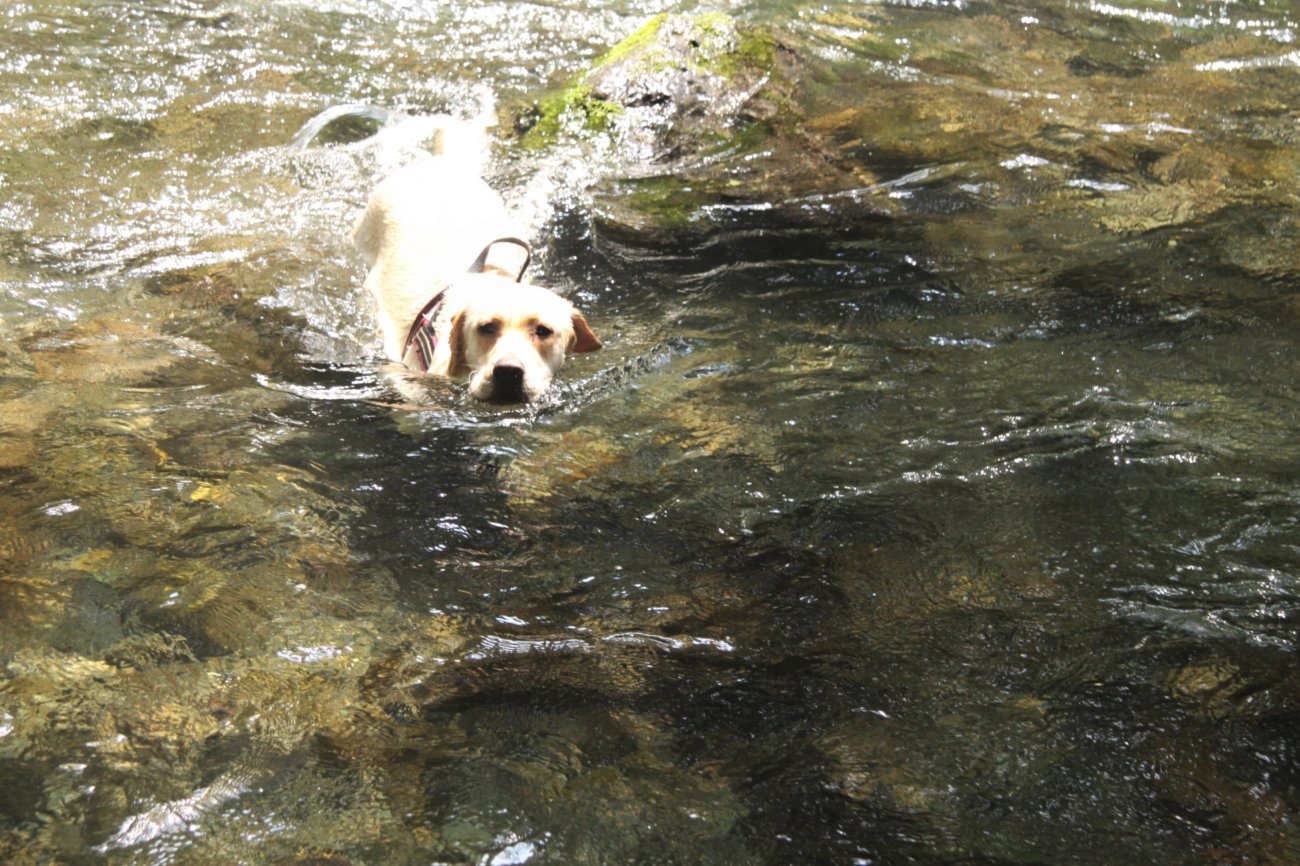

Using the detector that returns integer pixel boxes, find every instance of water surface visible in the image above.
[2,1,1299,864]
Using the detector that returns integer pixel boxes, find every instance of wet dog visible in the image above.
[351,122,600,403]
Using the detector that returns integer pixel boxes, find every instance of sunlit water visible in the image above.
[2,1,1299,864]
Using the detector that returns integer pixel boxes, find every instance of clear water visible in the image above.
[2,1,1299,864]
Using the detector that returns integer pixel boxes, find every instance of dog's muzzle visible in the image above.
[487,360,527,402]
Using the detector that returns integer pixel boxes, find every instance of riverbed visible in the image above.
[1,1,1298,864]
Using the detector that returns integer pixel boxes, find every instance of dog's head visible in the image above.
[445,277,601,402]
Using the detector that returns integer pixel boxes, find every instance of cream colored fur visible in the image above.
[351,117,599,402]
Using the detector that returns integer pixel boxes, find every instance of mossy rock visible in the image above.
[519,13,898,237]
[521,12,800,163]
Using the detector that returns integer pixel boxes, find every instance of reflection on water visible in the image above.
[2,1,1299,864]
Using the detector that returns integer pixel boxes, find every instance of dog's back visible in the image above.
[351,104,497,269]
[352,109,528,361]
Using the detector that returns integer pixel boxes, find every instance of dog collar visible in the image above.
[400,237,532,373]
[401,287,447,372]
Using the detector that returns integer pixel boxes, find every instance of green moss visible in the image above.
[522,13,786,151]
[593,12,670,69]
[735,28,779,67]
[519,12,674,148]
[714,25,781,80]
[591,12,775,81]
[600,175,727,234]
[521,82,623,150]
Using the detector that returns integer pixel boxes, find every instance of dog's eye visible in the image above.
[534,324,554,339]
[477,321,501,337]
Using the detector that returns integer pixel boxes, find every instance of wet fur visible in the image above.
[351,119,599,402]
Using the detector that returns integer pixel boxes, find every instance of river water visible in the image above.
[2,1,1298,864]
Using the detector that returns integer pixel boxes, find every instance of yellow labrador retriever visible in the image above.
[352,134,600,402]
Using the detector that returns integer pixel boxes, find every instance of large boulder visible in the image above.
[519,13,886,235]
[522,12,800,168]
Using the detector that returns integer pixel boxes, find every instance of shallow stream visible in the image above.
[2,1,1299,864]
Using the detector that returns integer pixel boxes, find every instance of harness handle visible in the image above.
[469,237,531,281]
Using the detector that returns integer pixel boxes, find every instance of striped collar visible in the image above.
[400,237,531,373]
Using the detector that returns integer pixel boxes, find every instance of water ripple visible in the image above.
[467,630,736,662]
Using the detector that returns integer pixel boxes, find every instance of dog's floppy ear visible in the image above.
[569,312,602,354]
[447,311,470,378]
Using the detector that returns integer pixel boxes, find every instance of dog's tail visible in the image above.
[288,103,393,150]
[288,87,498,166]
[431,86,497,167]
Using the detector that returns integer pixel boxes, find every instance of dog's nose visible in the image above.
[490,361,526,401]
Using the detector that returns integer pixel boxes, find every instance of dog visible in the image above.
[351,120,600,403]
